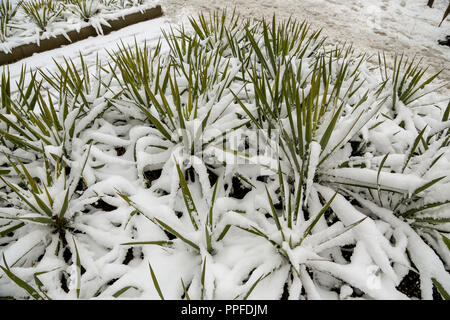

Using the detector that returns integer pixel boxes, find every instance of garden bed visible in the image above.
[0,9,449,300]
[0,0,163,65]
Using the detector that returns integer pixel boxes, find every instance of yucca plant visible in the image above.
[354,102,450,256]
[0,140,136,299]
[0,145,97,299]
[202,13,450,299]
[108,37,248,196]
[118,160,289,299]
[21,0,63,32]
[0,57,113,166]
[105,12,449,299]
[377,53,445,112]
[0,0,22,41]
[107,11,450,299]
[64,0,102,22]
[0,0,22,21]
[117,161,225,299]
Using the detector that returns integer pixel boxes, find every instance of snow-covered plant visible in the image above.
[197,17,409,299]
[0,135,139,299]
[0,16,7,43]
[64,0,102,22]
[109,39,248,195]
[117,161,234,299]
[377,53,445,112]
[124,11,450,299]
[0,58,111,164]
[0,0,21,41]
[21,0,63,31]
[0,0,22,21]
[0,145,99,299]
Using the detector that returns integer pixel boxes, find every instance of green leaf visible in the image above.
[216,224,231,242]
[302,192,337,241]
[377,153,390,206]
[33,268,59,300]
[175,161,199,230]
[0,215,54,225]
[231,91,262,129]
[441,234,450,251]
[432,278,450,300]
[412,176,446,197]
[243,273,267,300]
[112,286,138,298]
[402,126,427,173]
[200,257,207,300]
[72,237,82,299]
[209,177,220,227]
[148,262,164,300]
[0,222,25,237]
[401,200,450,218]
[0,177,43,215]
[181,278,191,300]
[265,186,285,241]
[154,218,200,251]
[0,265,43,300]
[58,187,71,219]
[120,240,173,246]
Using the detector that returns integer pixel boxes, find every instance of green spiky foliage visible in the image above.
[0,0,22,42]
[108,32,248,193]
[21,0,63,32]
[112,12,448,299]
[0,59,118,299]
[0,56,112,168]
[0,16,8,43]
[0,0,22,21]
[0,145,97,299]
[377,53,445,112]
[64,0,101,22]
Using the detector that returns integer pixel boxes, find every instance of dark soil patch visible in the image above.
[92,199,117,212]
[229,176,252,199]
[143,169,162,187]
